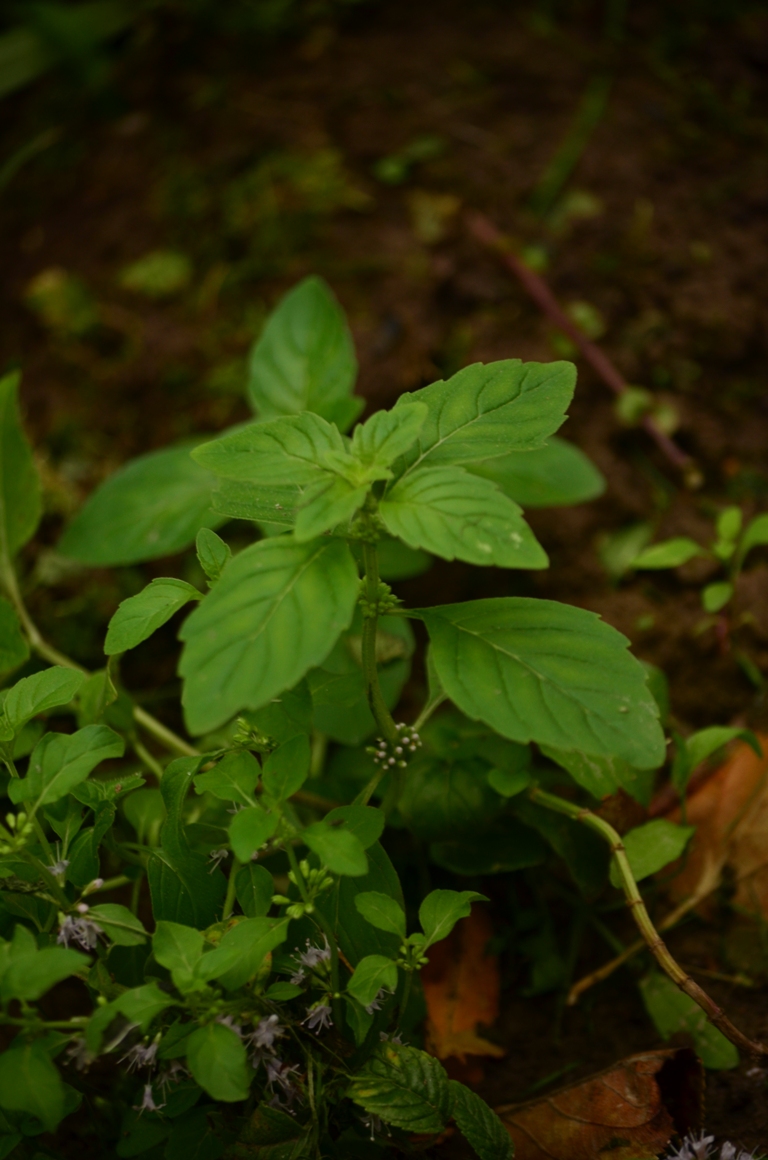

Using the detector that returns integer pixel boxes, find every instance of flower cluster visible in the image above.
[289,937,332,985]
[57,912,103,951]
[366,723,422,769]
[666,1134,765,1160]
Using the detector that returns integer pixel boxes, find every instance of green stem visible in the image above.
[396,969,413,1031]
[284,842,342,1026]
[133,738,165,780]
[361,542,399,748]
[529,785,766,1057]
[20,849,69,908]
[222,855,241,920]
[0,1016,87,1030]
[86,874,132,894]
[31,816,55,866]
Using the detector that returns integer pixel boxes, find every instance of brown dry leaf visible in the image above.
[497,1048,703,1160]
[665,733,768,915]
[421,906,505,1063]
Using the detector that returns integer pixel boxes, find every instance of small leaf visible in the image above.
[261,734,311,801]
[685,726,762,780]
[303,822,368,876]
[228,806,278,862]
[740,512,768,561]
[701,582,733,613]
[0,598,29,676]
[347,954,398,1007]
[323,805,385,849]
[487,767,531,797]
[631,537,704,569]
[348,1041,452,1133]
[9,725,125,808]
[354,891,406,938]
[202,917,288,991]
[609,820,695,887]
[0,370,42,564]
[419,889,487,948]
[196,528,232,583]
[119,250,192,298]
[351,403,427,468]
[194,750,260,807]
[88,904,148,946]
[247,275,362,430]
[86,982,177,1053]
[294,474,367,542]
[449,1081,513,1160]
[193,411,345,488]
[186,1023,251,1102]
[235,863,275,918]
[105,578,201,655]
[2,666,85,736]
[639,972,738,1069]
[0,1040,64,1131]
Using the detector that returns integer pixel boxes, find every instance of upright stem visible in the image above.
[222,855,241,920]
[361,543,399,748]
[285,843,342,1027]
[530,785,766,1058]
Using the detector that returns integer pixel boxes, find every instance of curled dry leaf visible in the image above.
[497,1048,703,1160]
[422,906,505,1064]
[665,733,768,916]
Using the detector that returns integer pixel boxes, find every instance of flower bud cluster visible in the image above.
[359,580,401,619]
[272,861,334,918]
[231,718,277,754]
[0,811,33,854]
[366,723,422,769]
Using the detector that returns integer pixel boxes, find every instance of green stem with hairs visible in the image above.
[361,541,399,748]
[529,785,766,1057]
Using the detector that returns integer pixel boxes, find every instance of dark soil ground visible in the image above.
[3,0,768,1152]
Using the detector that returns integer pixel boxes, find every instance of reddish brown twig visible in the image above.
[466,211,699,482]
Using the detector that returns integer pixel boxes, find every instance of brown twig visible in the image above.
[466,211,700,484]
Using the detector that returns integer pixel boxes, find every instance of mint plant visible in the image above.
[0,277,761,1156]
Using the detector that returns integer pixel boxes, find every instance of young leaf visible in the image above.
[179,536,359,734]
[449,1080,513,1160]
[200,917,288,991]
[393,359,576,475]
[468,435,604,508]
[323,805,385,849]
[228,805,278,862]
[247,275,363,431]
[196,527,232,583]
[105,578,202,655]
[194,750,260,807]
[0,597,29,676]
[303,822,368,876]
[9,725,125,808]
[0,371,42,570]
[354,891,406,938]
[350,403,428,468]
[347,954,398,1007]
[419,890,487,948]
[193,411,345,488]
[294,474,368,542]
[380,466,547,569]
[0,1040,64,1131]
[701,582,733,613]
[87,904,148,946]
[639,972,738,1070]
[85,982,177,1052]
[683,726,761,786]
[631,537,704,569]
[235,863,275,918]
[419,598,666,769]
[347,1041,452,1133]
[739,512,768,562]
[609,819,695,887]
[261,734,311,801]
[1,666,85,737]
[59,443,224,566]
[0,946,88,1002]
[153,921,205,990]
[185,1023,251,1102]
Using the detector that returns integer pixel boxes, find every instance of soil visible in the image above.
[3,0,768,1152]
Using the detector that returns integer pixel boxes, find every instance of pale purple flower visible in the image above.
[157,1060,187,1094]
[665,1136,764,1160]
[134,1083,165,1114]
[289,967,306,985]
[208,849,229,872]
[47,859,69,876]
[360,1114,384,1141]
[296,937,331,969]
[57,915,102,950]
[265,1058,300,1098]
[120,1041,158,1072]
[379,1031,402,1044]
[365,988,390,1015]
[216,1014,242,1037]
[247,1015,285,1050]
[302,1003,332,1033]
[65,1036,94,1072]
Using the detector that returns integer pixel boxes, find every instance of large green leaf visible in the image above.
[398,753,504,842]
[247,275,362,431]
[0,1040,64,1131]
[202,916,288,991]
[179,535,359,734]
[348,1041,452,1133]
[192,412,345,486]
[58,444,224,566]
[449,1081,513,1160]
[380,467,547,569]
[210,479,301,527]
[105,578,201,655]
[186,1023,251,1102]
[393,360,576,477]
[9,725,125,808]
[87,904,147,946]
[468,435,605,508]
[261,734,311,801]
[418,598,665,769]
[0,371,42,572]
[0,598,28,677]
[541,744,656,806]
[303,821,368,876]
[0,945,88,1002]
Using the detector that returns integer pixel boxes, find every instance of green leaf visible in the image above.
[194,750,260,807]
[186,1023,251,1102]
[0,1040,63,1131]
[639,972,738,1069]
[9,725,125,808]
[1,666,85,737]
[294,474,368,542]
[104,578,201,655]
[228,805,278,862]
[0,371,42,567]
[247,275,362,431]
[419,889,487,948]
[323,805,385,849]
[702,582,733,613]
[123,787,166,845]
[373,537,433,580]
[398,754,506,842]
[179,535,359,734]
[196,528,232,584]
[65,801,115,888]
[717,506,742,542]
[148,848,226,929]
[0,598,29,676]
[430,817,546,876]
[514,797,609,895]
[449,1080,513,1160]
[200,917,288,991]
[210,479,301,527]
[393,360,576,475]
[164,1106,226,1160]
[86,982,177,1053]
[380,467,547,569]
[350,403,427,469]
[303,822,368,876]
[348,1041,452,1133]
[235,1103,311,1157]
[609,819,695,887]
[347,954,398,1007]
[87,904,147,946]
[153,921,205,991]
[487,767,532,797]
[193,412,345,486]
[354,891,406,938]
[261,734,311,801]
[541,744,656,805]
[468,435,604,508]
[315,843,404,966]
[0,945,88,1002]
[74,772,145,807]
[119,250,192,298]
[740,512,768,561]
[265,981,303,1001]
[631,537,704,569]
[419,598,665,769]
[683,727,761,783]
[59,443,224,566]
[235,863,275,918]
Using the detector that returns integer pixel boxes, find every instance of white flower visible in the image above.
[216,1014,243,1037]
[264,1057,301,1105]
[47,859,69,877]
[133,1083,165,1114]
[666,1135,765,1160]
[157,1060,187,1094]
[296,937,331,970]
[65,1036,94,1072]
[302,1003,332,1033]
[120,1042,158,1072]
[208,849,229,872]
[57,915,103,950]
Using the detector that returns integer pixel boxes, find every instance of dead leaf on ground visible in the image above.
[422,906,505,1067]
[665,733,768,916]
[497,1048,703,1160]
